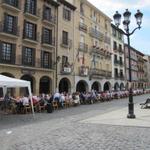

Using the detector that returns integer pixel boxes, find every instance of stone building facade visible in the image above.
[111,24,126,91]
[73,0,112,92]
[0,0,59,95]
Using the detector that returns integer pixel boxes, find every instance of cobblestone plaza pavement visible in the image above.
[0,94,150,150]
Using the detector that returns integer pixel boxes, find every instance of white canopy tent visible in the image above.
[0,75,34,115]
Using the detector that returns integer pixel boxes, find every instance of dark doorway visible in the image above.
[39,76,51,94]
[120,83,125,90]
[59,78,70,93]
[91,82,100,92]
[76,80,88,92]
[114,82,119,91]
[103,82,111,91]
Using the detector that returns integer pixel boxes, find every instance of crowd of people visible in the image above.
[0,88,150,114]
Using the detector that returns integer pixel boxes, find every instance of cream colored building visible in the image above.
[111,24,126,91]
[56,0,76,93]
[0,0,59,95]
[73,0,112,92]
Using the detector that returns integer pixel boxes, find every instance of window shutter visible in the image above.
[13,16,18,35]
[0,41,2,62]
[24,0,27,12]
[3,13,8,32]
[49,52,52,69]
[11,44,16,64]
[22,46,25,65]
[69,10,71,21]
[43,5,46,19]
[50,29,52,44]
[32,48,35,66]
[42,27,44,43]
[41,51,43,67]
[16,0,19,8]
[33,24,37,41]
[23,20,26,38]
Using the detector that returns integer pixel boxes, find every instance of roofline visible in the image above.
[124,44,145,56]
[111,23,124,34]
[45,0,60,7]
[58,0,76,10]
[85,0,112,22]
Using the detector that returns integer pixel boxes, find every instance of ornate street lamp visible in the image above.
[113,9,143,118]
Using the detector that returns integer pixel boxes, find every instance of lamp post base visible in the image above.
[127,103,136,119]
[127,113,136,118]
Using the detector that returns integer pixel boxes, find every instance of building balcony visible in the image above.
[90,68,106,77]
[114,74,119,79]
[0,22,19,39]
[24,8,41,21]
[120,75,125,80]
[41,37,55,48]
[90,46,104,55]
[79,23,87,33]
[106,71,112,78]
[104,36,111,44]
[114,59,119,65]
[23,33,39,45]
[89,28,101,40]
[120,61,124,66]
[78,42,88,52]
[40,62,55,70]
[1,0,21,13]
[113,46,118,52]
[118,47,124,54]
[43,14,56,25]
[60,63,72,75]
[115,74,125,80]
[60,39,72,49]
[105,51,112,59]
[79,66,89,77]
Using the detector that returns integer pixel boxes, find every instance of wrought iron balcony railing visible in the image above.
[78,42,88,52]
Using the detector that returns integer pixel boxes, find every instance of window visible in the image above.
[6,0,19,8]
[114,55,117,61]
[24,21,36,40]
[0,42,15,64]
[4,14,17,34]
[42,28,52,44]
[63,7,71,21]
[62,56,68,66]
[113,41,117,50]
[43,6,51,21]
[22,47,35,66]
[25,0,36,15]
[120,57,122,62]
[62,31,68,45]
[80,3,84,15]
[119,44,122,51]
[120,69,123,76]
[41,51,52,69]
[112,28,116,36]
[118,32,122,40]
[105,20,107,30]
[115,68,118,76]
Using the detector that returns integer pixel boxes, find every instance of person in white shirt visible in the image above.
[22,96,29,106]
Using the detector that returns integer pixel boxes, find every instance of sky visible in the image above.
[88,0,150,55]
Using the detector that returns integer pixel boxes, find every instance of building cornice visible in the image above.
[44,0,60,7]
[85,0,112,22]
[57,0,76,10]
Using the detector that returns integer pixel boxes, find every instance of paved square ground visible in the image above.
[81,103,150,127]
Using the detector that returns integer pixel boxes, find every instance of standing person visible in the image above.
[54,91,60,107]
[3,91,11,114]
